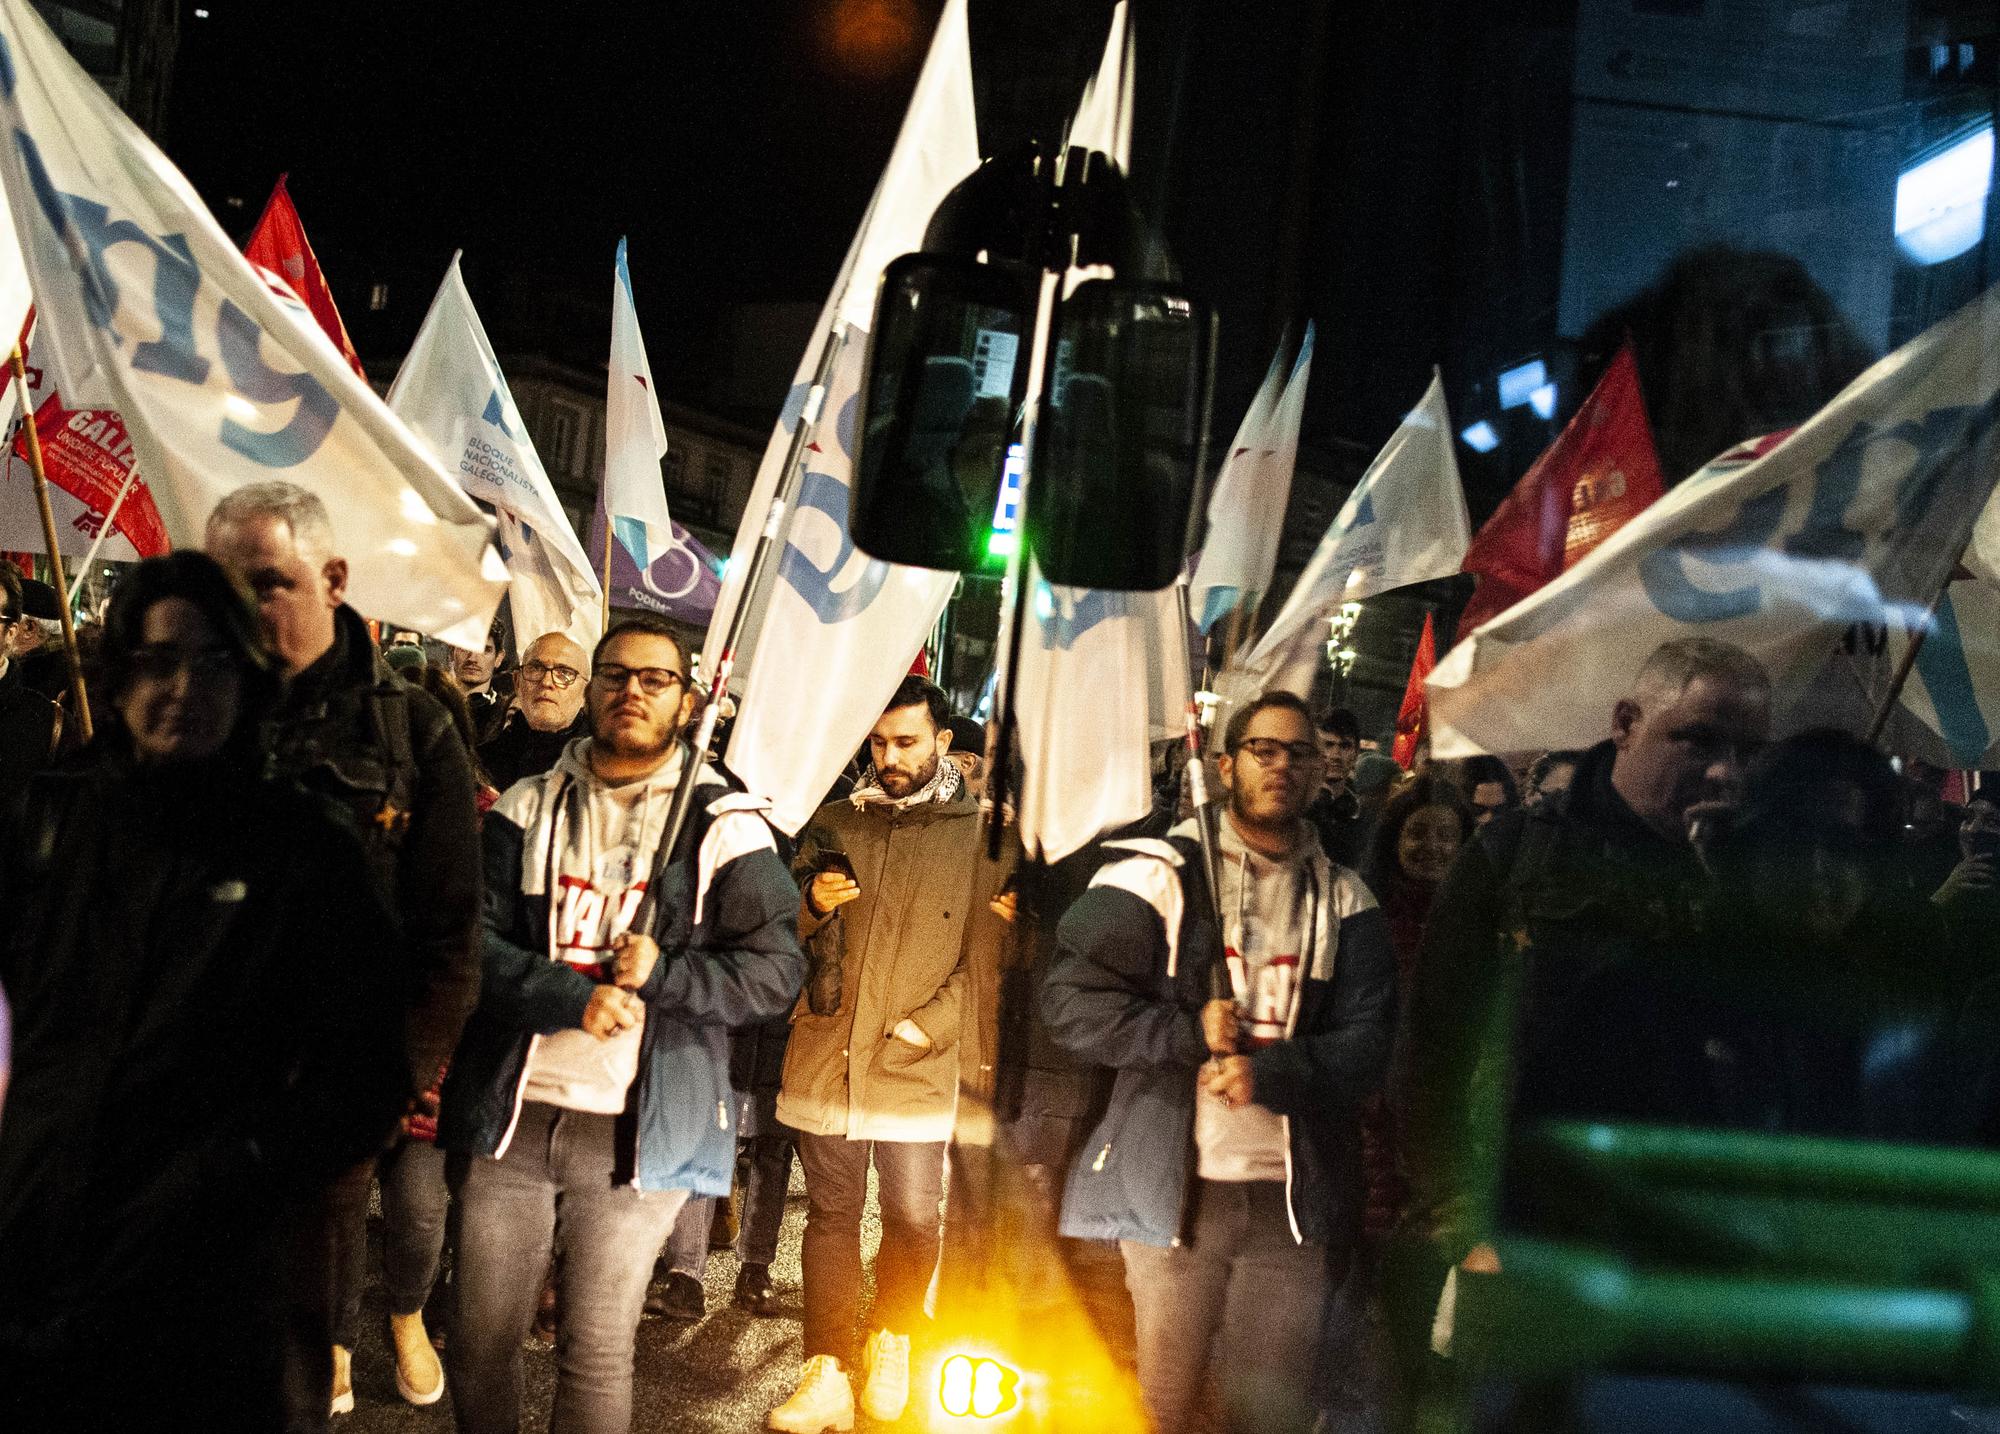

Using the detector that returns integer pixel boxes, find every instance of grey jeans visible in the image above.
[1120,1180,1334,1434]
[447,1104,689,1434]
[796,1133,946,1359]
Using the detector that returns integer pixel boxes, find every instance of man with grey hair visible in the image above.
[1391,637,1770,1403]
[479,630,593,791]
[207,481,481,1428]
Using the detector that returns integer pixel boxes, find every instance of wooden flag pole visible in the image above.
[1866,587,1949,746]
[10,346,92,744]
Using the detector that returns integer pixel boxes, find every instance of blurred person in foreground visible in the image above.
[1391,638,1770,1424]
[0,559,56,800]
[0,552,408,1432]
[440,614,804,1434]
[207,481,481,1422]
[1537,728,1960,1144]
[1043,688,1395,1434]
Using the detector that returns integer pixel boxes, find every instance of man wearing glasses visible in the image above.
[441,614,805,1434]
[0,560,56,799]
[480,631,594,792]
[1042,688,1395,1434]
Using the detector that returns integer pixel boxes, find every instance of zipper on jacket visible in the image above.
[493,1033,542,1161]
[717,1099,729,1130]
[1092,1141,1111,1172]
[1280,1114,1303,1244]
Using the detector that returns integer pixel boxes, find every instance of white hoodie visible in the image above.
[499,739,682,1116]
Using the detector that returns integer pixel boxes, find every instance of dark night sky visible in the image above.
[161,1,1347,441]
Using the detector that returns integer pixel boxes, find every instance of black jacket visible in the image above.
[1043,826,1395,1249]
[268,604,482,1087]
[479,708,590,792]
[0,757,408,1391]
[1401,739,1705,1256]
[0,659,56,801]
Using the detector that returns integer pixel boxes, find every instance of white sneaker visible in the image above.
[767,1354,855,1433]
[860,1328,911,1423]
[329,1344,354,1417]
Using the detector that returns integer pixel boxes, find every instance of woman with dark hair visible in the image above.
[1358,777,1476,1241]
[418,662,500,810]
[0,551,410,1431]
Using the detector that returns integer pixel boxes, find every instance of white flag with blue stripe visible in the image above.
[716,0,978,834]
[1231,370,1469,698]
[0,0,506,644]
[1189,323,1315,633]
[389,256,602,651]
[603,238,674,575]
[1428,284,2000,759]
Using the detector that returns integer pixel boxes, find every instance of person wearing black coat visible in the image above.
[0,562,56,800]
[0,552,409,1434]
[207,482,481,1423]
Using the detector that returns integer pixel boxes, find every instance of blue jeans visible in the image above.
[448,1103,688,1434]
[665,1132,795,1277]
[330,1135,449,1346]
[1120,1180,1333,1434]
[797,1133,946,1359]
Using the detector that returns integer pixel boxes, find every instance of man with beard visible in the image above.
[441,614,805,1434]
[1042,689,1395,1434]
[767,676,1011,1434]
[479,631,592,791]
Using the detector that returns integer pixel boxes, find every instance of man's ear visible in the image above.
[1217,750,1237,795]
[321,556,349,608]
[1611,698,1641,749]
[936,725,954,756]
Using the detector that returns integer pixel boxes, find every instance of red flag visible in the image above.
[13,388,169,558]
[1457,342,1664,630]
[1392,611,1436,770]
[243,175,366,378]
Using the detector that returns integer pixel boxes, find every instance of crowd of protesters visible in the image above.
[6,492,2000,1434]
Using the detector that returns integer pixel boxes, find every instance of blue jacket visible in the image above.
[1042,826,1395,1248]
[439,750,805,1196]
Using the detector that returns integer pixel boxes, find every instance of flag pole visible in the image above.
[10,347,91,744]
[66,464,138,608]
[601,514,612,630]
[651,324,848,868]
[1866,587,1949,746]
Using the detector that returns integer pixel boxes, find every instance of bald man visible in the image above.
[478,631,593,793]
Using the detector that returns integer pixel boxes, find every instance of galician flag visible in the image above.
[389,256,602,651]
[603,237,673,574]
[715,0,978,834]
[1012,0,1190,861]
[1427,283,2000,759]
[1230,370,1471,698]
[0,0,505,644]
[243,175,365,378]
[1188,321,1315,633]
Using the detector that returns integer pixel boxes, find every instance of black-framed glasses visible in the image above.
[591,664,685,698]
[129,644,239,681]
[520,659,582,689]
[1234,738,1322,768]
